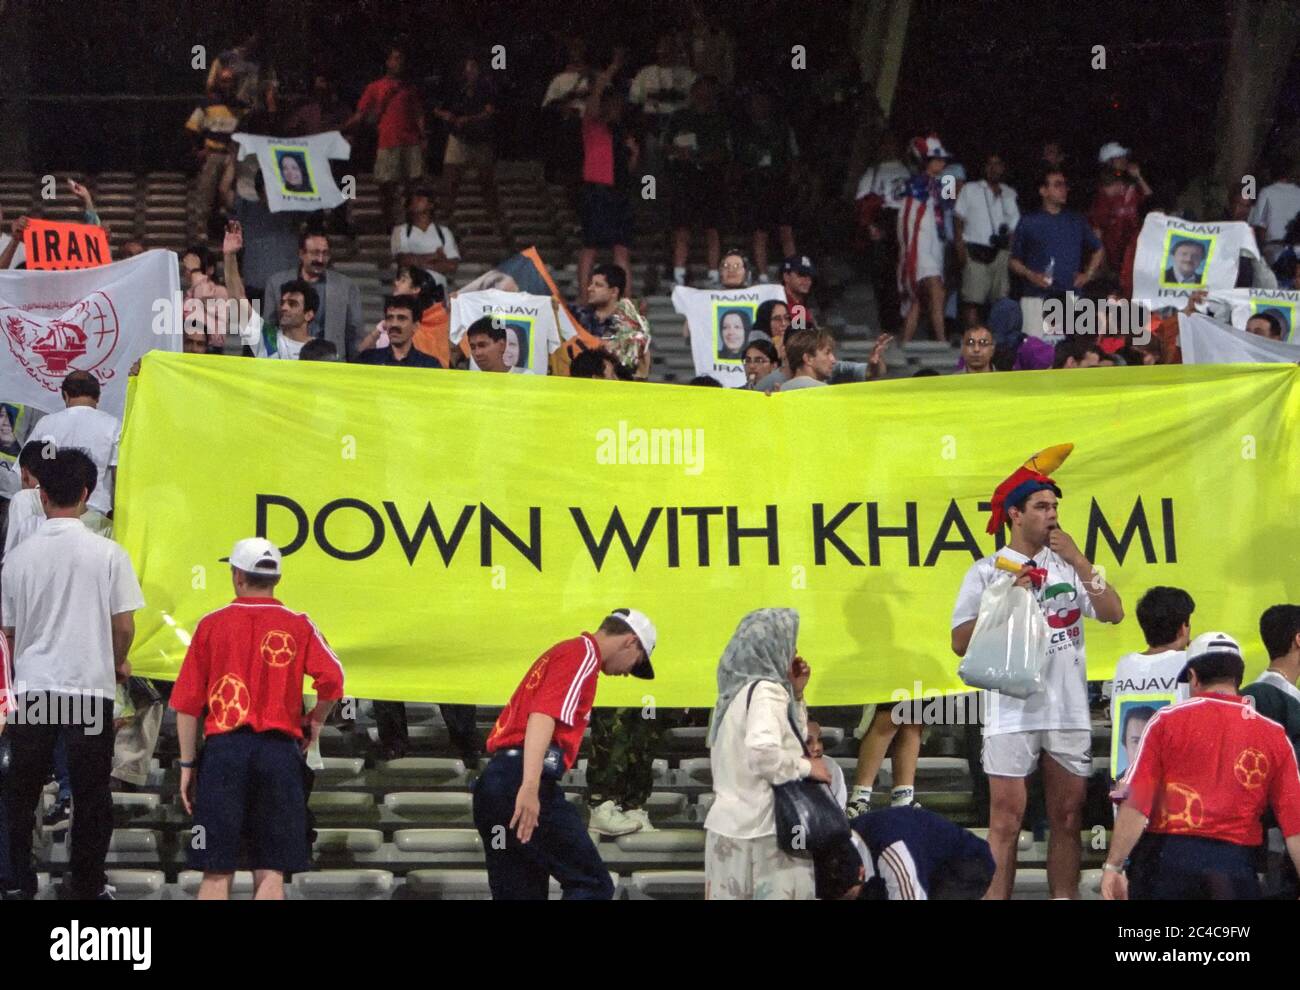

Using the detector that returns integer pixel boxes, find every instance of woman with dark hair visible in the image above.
[753,298,791,360]
[741,337,779,389]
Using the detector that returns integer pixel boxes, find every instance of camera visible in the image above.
[989,224,1011,252]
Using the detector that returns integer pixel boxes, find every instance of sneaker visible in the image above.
[94,885,117,901]
[43,798,71,829]
[622,807,656,833]
[846,794,872,818]
[587,799,643,837]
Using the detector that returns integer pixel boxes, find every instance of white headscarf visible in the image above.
[707,608,800,747]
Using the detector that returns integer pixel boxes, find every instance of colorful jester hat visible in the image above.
[986,443,1074,535]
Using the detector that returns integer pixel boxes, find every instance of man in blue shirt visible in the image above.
[816,806,996,900]
[355,297,444,368]
[1010,168,1104,299]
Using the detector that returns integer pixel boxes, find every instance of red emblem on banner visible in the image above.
[0,291,121,393]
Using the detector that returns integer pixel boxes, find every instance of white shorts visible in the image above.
[982,729,1091,778]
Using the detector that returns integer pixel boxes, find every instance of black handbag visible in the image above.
[746,683,850,857]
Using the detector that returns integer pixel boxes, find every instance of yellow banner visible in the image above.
[118,354,1300,706]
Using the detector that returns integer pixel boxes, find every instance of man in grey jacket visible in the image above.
[262,230,363,360]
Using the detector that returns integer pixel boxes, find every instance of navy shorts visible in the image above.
[580,183,633,248]
[191,728,310,875]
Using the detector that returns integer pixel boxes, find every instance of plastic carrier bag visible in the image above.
[957,573,1050,699]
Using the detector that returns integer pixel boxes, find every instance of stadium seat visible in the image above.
[404,868,494,900]
[103,869,166,901]
[676,757,712,785]
[644,791,688,820]
[381,792,473,824]
[312,828,385,855]
[1010,869,1050,899]
[626,870,706,900]
[393,829,483,853]
[174,870,257,900]
[373,757,468,781]
[614,830,705,853]
[695,793,716,818]
[315,757,365,787]
[308,791,377,822]
[291,869,394,900]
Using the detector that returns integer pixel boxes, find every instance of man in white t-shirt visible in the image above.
[390,187,459,293]
[954,153,1020,328]
[1108,586,1193,786]
[1,447,144,900]
[1249,160,1300,264]
[32,372,120,537]
[247,280,319,361]
[950,448,1124,899]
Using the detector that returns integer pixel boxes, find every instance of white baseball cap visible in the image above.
[1177,631,1244,683]
[1098,141,1131,163]
[609,608,656,679]
[220,537,283,577]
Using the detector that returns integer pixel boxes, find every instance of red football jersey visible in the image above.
[486,633,602,770]
[170,598,345,739]
[1127,693,1300,846]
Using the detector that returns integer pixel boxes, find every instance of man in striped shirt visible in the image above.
[473,609,656,900]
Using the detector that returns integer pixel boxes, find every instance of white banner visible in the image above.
[449,290,560,374]
[1178,312,1300,364]
[1204,288,1300,342]
[1132,213,1260,306]
[671,284,785,387]
[233,131,351,213]
[0,250,180,417]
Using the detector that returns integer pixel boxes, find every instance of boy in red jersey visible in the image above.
[170,537,345,900]
[474,608,656,900]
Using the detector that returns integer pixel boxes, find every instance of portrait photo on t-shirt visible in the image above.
[1112,696,1172,779]
[713,305,754,363]
[1160,233,1212,288]
[500,318,532,371]
[273,147,316,196]
[1251,303,1294,341]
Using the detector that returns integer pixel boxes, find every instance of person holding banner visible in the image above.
[34,372,120,537]
[951,445,1124,899]
[473,608,655,899]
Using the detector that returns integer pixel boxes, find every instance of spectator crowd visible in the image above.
[1,12,1299,904]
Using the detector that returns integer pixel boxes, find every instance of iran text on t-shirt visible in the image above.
[1010,210,1102,297]
[950,547,1097,735]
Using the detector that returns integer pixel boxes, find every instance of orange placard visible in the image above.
[22,219,111,270]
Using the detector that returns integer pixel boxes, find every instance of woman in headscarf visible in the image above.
[703,608,830,899]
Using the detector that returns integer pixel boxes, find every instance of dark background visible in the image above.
[10,0,1299,196]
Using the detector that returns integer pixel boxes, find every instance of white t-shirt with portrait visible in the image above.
[34,406,121,516]
[1108,648,1187,780]
[951,546,1097,736]
[390,222,460,292]
[2,517,145,698]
